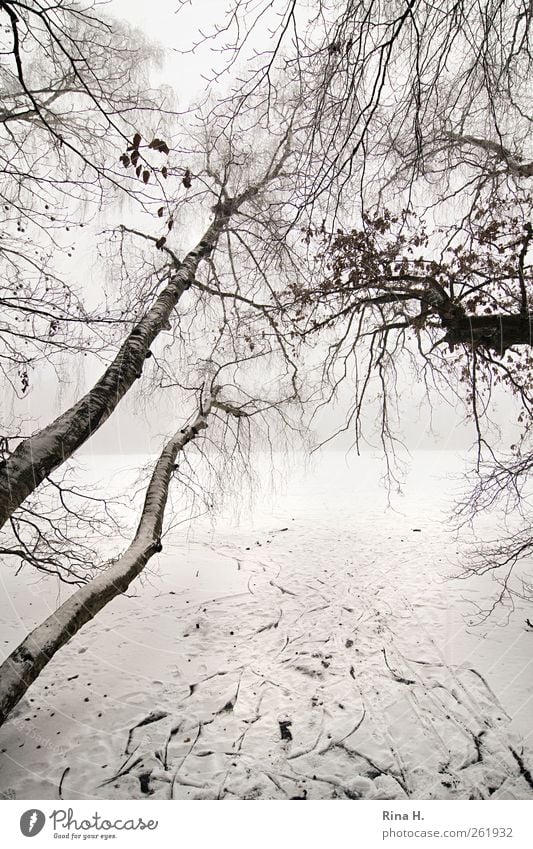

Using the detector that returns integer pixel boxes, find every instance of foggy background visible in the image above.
[2,0,518,457]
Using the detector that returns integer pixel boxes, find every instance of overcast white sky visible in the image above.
[108,0,244,96]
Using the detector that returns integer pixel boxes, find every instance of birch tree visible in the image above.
[0,1,304,592]
[0,126,294,530]
[0,379,261,725]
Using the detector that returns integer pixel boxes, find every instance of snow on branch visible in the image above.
[0,381,239,726]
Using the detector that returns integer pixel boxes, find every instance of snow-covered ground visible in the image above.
[0,451,532,800]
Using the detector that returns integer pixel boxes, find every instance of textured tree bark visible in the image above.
[0,394,215,727]
[0,210,229,530]
[442,313,533,353]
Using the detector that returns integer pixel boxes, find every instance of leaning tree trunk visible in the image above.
[0,208,230,531]
[0,139,289,530]
[0,390,218,727]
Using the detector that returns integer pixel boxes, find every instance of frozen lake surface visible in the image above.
[1,451,532,799]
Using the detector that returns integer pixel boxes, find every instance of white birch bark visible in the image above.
[0,389,217,726]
